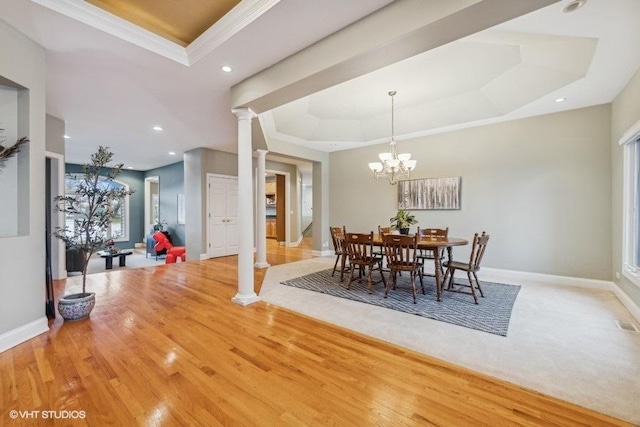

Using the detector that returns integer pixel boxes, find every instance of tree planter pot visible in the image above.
[58,292,96,321]
[399,228,410,235]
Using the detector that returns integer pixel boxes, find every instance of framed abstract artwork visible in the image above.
[397,177,461,210]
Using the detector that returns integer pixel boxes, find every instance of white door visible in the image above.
[208,175,239,257]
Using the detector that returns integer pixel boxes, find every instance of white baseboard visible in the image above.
[199,253,209,260]
[480,267,612,290]
[610,283,640,324]
[480,267,640,324]
[312,249,334,257]
[287,235,303,247]
[0,317,49,353]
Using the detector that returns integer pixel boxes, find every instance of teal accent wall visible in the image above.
[65,163,145,249]
[145,161,185,246]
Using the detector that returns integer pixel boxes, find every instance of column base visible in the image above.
[232,293,261,306]
[254,262,271,269]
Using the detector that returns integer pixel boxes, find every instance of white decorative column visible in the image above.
[231,108,260,306]
[255,149,270,268]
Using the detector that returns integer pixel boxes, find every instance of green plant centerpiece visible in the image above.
[54,146,134,321]
[390,209,418,234]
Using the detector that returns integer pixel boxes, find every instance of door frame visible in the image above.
[206,173,238,258]
[264,169,290,246]
[45,151,66,279]
[144,176,159,233]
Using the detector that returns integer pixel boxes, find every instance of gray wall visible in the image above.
[184,148,239,258]
[145,161,185,246]
[0,20,47,338]
[612,67,640,306]
[45,114,65,154]
[330,105,612,280]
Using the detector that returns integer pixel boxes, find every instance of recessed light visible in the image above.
[153,126,163,131]
[221,66,232,73]
[127,166,134,169]
[554,97,566,103]
[63,135,70,139]
[168,152,176,156]
[563,0,586,13]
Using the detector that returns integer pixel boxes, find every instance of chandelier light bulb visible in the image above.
[369,162,383,172]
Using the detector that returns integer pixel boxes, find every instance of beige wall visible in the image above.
[0,20,47,341]
[612,67,640,306]
[330,105,612,280]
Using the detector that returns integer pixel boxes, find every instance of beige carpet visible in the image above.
[260,257,640,425]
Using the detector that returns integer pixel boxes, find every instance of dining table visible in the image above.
[368,234,468,302]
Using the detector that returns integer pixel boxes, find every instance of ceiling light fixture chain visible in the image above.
[368,91,416,185]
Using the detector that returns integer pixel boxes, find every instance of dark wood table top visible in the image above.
[372,234,468,249]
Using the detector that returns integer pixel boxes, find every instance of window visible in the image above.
[64,174,131,242]
[621,119,640,286]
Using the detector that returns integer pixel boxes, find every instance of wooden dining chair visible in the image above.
[376,225,392,266]
[382,233,424,304]
[330,226,349,281]
[416,227,448,275]
[343,229,386,294]
[442,232,490,304]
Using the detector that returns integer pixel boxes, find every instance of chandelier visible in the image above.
[368,91,416,185]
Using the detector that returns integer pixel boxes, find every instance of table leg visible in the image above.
[105,257,113,269]
[433,249,442,302]
[119,254,126,267]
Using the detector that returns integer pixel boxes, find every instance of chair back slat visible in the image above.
[417,227,448,239]
[330,227,344,255]
[383,233,418,267]
[344,231,375,261]
[469,232,490,270]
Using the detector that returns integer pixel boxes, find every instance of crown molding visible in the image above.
[30,0,281,66]
[187,0,281,65]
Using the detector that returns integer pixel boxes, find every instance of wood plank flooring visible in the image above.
[0,238,632,426]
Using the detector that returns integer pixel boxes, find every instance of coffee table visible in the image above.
[97,250,133,269]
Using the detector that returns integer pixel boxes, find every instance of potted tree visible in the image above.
[54,146,134,321]
[390,209,418,234]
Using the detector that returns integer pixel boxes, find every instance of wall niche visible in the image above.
[0,75,30,238]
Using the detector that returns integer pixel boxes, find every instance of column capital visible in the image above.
[255,149,269,155]
[232,107,257,120]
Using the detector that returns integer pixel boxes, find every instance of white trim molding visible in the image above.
[312,249,334,257]
[30,0,280,66]
[620,118,640,288]
[0,317,49,353]
[187,0,281,64]
[611,283,640,324]
[479,267,612,290]
[480,267,640,324]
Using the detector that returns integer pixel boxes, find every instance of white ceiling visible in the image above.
[1,0,639,171]
[265,0,640,152]
[0,0,392,170]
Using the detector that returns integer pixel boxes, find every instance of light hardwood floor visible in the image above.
[0,238,632,426]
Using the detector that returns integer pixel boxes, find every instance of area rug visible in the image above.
[281,269,521,336]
